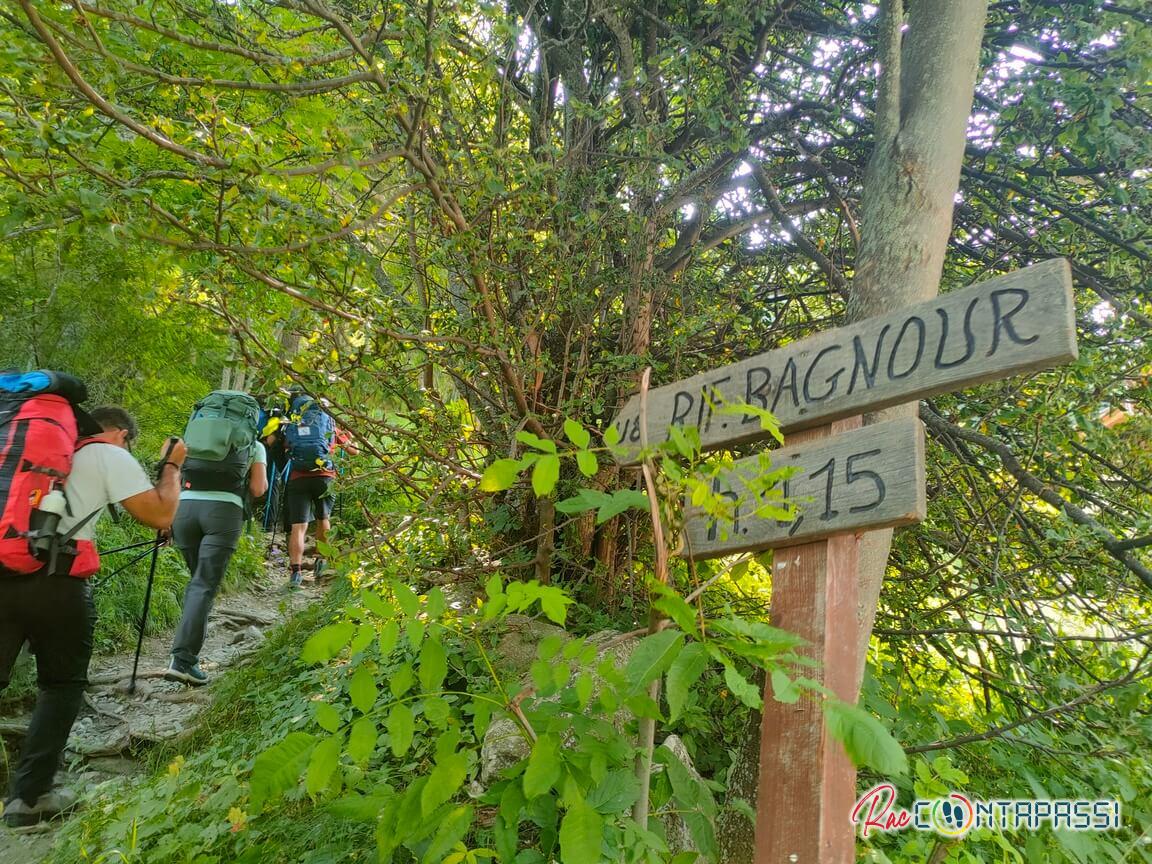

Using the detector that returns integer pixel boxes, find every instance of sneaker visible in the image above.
[3,788,79,827]
[313,558,326,580]
[164,657,209,687]
[289,570,303,589]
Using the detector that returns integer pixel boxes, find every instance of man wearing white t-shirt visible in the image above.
[0,406,184,827]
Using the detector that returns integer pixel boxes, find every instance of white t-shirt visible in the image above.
[59,443,153,542]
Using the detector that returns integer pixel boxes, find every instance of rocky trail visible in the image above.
[0,555,325,864]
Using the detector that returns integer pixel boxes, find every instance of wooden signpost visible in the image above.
[609,259,1077,863]
[611,259,1076,461]
[684,417,926,559]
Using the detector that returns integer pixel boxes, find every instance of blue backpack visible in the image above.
[284,396,336,469]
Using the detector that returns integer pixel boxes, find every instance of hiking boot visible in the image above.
[3,788,79,827]
[289,569,303,589]
[3,797,37,828]
[164,657,209,687]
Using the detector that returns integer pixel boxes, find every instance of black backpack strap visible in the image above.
[58,506,105,545]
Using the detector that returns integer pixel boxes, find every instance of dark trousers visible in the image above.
[170,500,243,666]
[0,572,94,804]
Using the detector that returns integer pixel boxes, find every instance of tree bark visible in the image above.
[847,0,989,695]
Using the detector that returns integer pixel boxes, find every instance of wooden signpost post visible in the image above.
[610,259,1077,863]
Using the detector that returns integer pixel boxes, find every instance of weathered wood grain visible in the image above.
[754,418,860,864]
[683,417,926,558]
[612,259,1075,463]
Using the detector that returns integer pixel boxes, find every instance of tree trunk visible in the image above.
[847,0,989,694]
[719,2,989,859]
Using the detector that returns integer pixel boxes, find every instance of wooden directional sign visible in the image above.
[611,259,1075,463]
[684,418,926,558]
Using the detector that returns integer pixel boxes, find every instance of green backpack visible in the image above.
[182,391,261,495]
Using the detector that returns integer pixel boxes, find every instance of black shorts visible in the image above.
[285,475,334,526]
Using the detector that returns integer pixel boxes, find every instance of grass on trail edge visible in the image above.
[51,582,376,864]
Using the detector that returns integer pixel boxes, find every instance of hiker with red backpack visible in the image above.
[0,373,184,827]
[164,391,267,687]
[283,393,353,588]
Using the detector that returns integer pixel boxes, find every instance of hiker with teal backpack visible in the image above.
[165,391,267,686]
[283,393,352,587]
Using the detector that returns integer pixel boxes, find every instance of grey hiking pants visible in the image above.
[170,500,242,666]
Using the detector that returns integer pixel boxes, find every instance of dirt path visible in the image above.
[0,559,325,864]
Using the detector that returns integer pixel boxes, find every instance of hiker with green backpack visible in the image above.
[165,391,267,686]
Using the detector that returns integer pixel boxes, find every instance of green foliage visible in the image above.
[1,2,1147,862]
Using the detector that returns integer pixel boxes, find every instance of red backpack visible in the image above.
[0,371,102,578]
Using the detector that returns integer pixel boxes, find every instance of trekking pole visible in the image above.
[129,437,178,694]
[92,542,161,589]
[128,530,165,694]
[268,461,290,553]
[100,538,161,556]
[262,460,277,531]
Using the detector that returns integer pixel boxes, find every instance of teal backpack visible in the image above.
[182,391,261,496]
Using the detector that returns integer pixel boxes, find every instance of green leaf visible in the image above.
[378,620,399,657]
[770,669,800,704]
[823,700,908,776]
[604,424,621,447]
[350,622,376,655]
[387,704,415,757]
[714,618,807,652]
[532,454,561,497]
[390,662,415,697]
[394,582,420,617]
[360,588,392,620]
[666,642,708,722]
[423,750,469,815]
[563,419,591,449]
[349,666,378,714]
[586,770,640,815]
[596,490,648,524]
[471,698,495,739]
[315,700,343,733]
[723,664,763,709]
[306,732,344,796]
[556,488,613,514]
[419,636,449,692]
[301,622,356,664]
[347,718,378,765]
[575,450,598,477]
[652,587,699,636]
[329,792,393,821]
[516,430,557,453]
[559,798,603,864]
[575,672,595,709]
[250,732,316,812]
[481,459,523,492]
[668,425,694,458]
[537,586,573,625]
[523,734,562,798]
[624,630,684,692]
[426,587,447,620]
[421,805,474,864]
